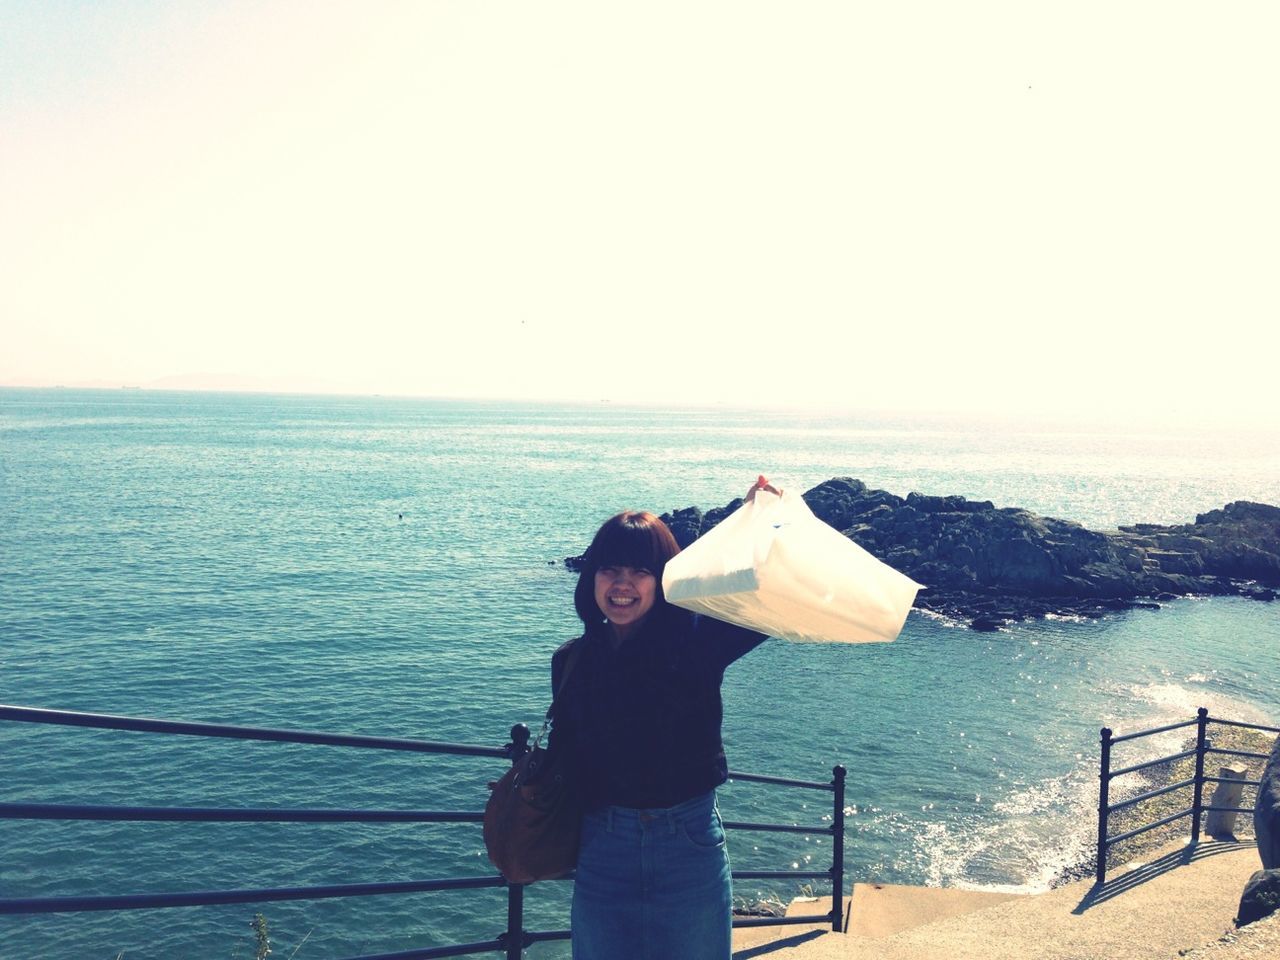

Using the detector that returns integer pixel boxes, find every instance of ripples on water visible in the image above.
[1,390,1278,959]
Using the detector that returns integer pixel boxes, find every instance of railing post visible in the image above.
[1096,726,1112,885]
[506,724,531,762]
[1190,707,1209,843]
[831,764,846,932]
[504,882,525,960]
[499,723,530,960]
[1205,764,1248,838]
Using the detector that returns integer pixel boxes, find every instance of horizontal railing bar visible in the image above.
[0,876,505,915]
[1106,778,1197,813]
[1201,777,1261,787]
[1105,808,1194,846]
[0,705,508,759]
[1208,718,1280,735]
[0,802,483,825]
[339,939,505,960]
[1110,718,1200,744]
[733,913,834,928]
[524,929,572,943]
[727,770,833,791]
[1202,805,1260,814]
[722,820,832,835]
[732,870,831,880]
[1109,750,1198,779]
[1205,747,1271,761]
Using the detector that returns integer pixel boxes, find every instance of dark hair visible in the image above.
[573,511,682,629]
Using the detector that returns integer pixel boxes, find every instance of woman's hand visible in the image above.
[744,474,782,503]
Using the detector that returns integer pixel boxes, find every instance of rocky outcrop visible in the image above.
[797,479,1278,625]
[566,478,1280,629]
[1119,501,1280,591]
[1256,737,1280,871]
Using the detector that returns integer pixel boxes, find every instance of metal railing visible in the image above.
[1096,707,1278,884]
[0,704,846,957]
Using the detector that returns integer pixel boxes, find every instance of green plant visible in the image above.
[251,913,271,960]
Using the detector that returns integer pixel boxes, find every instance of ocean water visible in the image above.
[1,388,1278,960]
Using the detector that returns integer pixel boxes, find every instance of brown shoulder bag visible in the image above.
[483,640,585,883]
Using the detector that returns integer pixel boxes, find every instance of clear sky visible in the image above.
[2,2,1276,423]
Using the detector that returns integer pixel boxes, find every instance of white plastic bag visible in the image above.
[661,488,921,644]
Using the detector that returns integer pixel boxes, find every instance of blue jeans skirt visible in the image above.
[571,790,732,960]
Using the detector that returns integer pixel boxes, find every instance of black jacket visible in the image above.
[548,607,766,811]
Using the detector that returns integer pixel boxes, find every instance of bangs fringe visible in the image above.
[588,516,670,571]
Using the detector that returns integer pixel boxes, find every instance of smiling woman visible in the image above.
[547,479,777,960]
[593,561,658,637]
[577,510,674,641]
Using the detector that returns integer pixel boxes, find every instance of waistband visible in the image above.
[588,789,718,831]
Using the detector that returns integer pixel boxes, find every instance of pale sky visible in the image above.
[2,2,1277,422]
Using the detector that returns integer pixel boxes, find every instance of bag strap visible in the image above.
[547,637,586,721]
[525,638,587,754]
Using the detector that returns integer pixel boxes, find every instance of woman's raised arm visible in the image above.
[744,474,782,503]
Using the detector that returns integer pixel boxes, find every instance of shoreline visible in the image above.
[1050,722,1275,888]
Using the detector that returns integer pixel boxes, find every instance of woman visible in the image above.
[549,477,779,959]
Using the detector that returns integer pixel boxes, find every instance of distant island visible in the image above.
[565,478,1280,630]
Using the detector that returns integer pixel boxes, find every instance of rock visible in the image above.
[660,506,704,550]
[1237,868,1280,926]
[1255,736,1280,870]
[970,615,1007,632]
[905,492,994,513]
[1197,501,1280,526]
[803,477,872,529]
[1144,550,1206,576]
[733,897,787,918]
[1171,501,1280,582]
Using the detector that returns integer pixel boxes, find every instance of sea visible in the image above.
[1,388,1278,960]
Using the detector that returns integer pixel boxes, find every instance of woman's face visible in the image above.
[593,564,657,634]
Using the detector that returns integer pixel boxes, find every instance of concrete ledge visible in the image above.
[847,882,1024,939]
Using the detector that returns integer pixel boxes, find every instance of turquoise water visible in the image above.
[2,389,1278,959]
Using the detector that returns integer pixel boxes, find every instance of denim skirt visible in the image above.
[571,790,732,960]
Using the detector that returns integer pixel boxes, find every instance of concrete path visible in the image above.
[733,839,1261,960]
